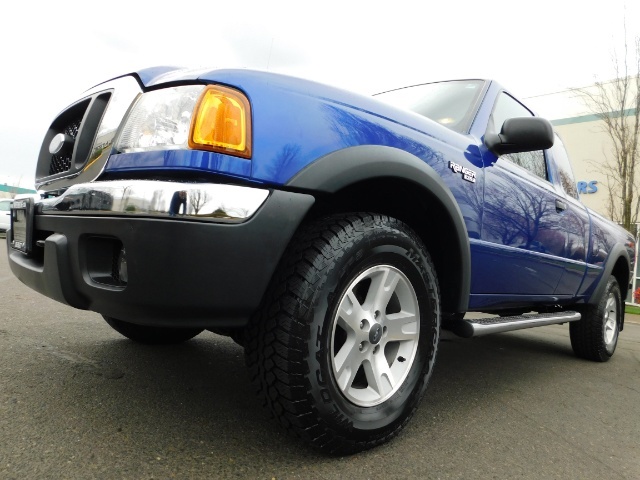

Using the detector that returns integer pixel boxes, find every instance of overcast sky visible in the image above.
[1,0,638,188]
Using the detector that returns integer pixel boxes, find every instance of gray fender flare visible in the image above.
[287,145,470,313]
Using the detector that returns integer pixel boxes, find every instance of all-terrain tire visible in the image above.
[570,276,621,362]
[103,316,204,345]
[244,213,440,454]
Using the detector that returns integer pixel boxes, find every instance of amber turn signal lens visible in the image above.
[189,85,252,158]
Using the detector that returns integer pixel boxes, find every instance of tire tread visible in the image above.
[244,213,438,453]
[570,277,620,362]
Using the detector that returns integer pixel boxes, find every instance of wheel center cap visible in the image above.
[369,323,382,344]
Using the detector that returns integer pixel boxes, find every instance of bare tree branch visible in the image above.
[574,24,640,233]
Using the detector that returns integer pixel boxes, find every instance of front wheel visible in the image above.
[103,316,204,345]
[570,276,622,362]
[245,214,440,454]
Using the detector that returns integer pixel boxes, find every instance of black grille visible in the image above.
[36,90,115,191]
[48,119,82,175]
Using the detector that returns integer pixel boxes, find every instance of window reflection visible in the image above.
[502,151,547,180]
[551,135,579,199]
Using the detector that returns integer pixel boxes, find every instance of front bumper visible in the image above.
[7,181,314,328]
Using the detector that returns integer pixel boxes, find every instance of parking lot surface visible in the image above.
[1,250,639,479]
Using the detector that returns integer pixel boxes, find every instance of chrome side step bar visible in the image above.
[446,311,581,338]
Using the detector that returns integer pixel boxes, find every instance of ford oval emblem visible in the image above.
[49,133,69,155]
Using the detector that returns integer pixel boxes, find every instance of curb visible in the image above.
[624,313,640,325]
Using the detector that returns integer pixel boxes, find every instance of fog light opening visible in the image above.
[117,247,128,284]
[110,246,128,286]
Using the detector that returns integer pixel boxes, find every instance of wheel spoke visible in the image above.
[338,290,366,333]
[330,263,422,407]
[603,293,617,345]
[385,311,418,341]
[605,296,616,314]
[605,321,616,335]
[334,339,362,391]
[365,268,400,312]
[604,310,616,329]
[365,355,395,398]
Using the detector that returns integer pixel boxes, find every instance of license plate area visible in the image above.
[10,198,34,254]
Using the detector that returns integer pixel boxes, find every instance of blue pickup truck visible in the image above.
[7,68,635,453]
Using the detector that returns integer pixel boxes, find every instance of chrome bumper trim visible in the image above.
[39,180,270,223]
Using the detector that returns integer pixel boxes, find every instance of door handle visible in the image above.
[555,199,567,212]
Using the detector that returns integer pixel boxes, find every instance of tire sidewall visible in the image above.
[304,225,439,438]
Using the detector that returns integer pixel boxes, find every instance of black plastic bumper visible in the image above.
[7,190,314,328]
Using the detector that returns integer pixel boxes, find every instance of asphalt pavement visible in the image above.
[1,248,639,479]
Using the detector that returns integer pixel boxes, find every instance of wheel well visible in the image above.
[612,256,631,303]
[609,256,631,331]
[303,178,466,314]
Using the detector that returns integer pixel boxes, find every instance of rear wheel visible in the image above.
[570,276,621,362]
[245,213,440,454]
[103,316,203,345]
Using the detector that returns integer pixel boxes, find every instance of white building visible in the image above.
[525,79,639,224]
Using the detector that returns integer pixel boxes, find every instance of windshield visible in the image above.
[374,80,485,133]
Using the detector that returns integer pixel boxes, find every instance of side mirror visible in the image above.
[485,117,554,155]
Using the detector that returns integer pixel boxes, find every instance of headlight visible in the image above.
[117,85,203,153]
[116,84,252,159]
